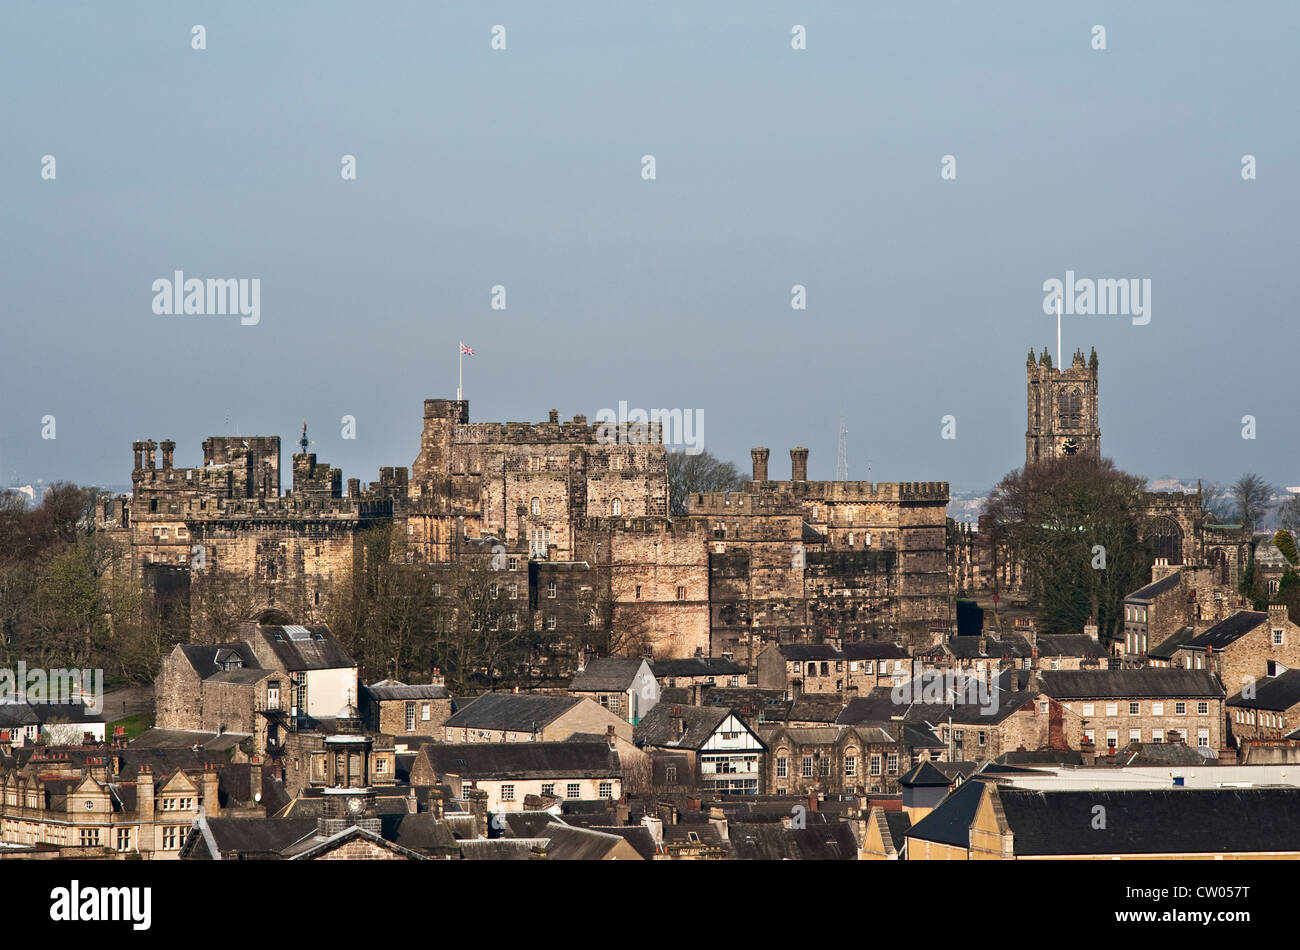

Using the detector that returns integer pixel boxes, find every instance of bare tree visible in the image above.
[1232,473,1275,535]
[667,450,745,517]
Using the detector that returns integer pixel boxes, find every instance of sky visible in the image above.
[2,1,1296,495]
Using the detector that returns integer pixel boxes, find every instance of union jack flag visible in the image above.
[460,343,475,356]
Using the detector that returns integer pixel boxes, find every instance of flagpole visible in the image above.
[458,341,463,401]
[1056,295,1062,369]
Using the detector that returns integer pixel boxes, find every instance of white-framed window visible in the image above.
[530,497,541,515]
[1152,702,1164,716]
[1084,728,1096,745]
[677,586,686,600]
[1152,729,1164,743]
[116,828,131,852]
[1175,701,1186,715]
[1105,703,1118,717]
[421,703,431,721]
[541,783,555,797]
[887,753,899,774]
[870,755,882,776]
[844,756,856,777]
[547,581,557,598]
[1274,629,1285,645]
[1082,703,1094,716]
[567,783,581,799]
[863,661,874,674]
[777,756,788,778]
[1128,702,1140,715]
[1198,702,1209,715]
[599,781,613,799]
[501,784,515,802]
[611,499,621,516]
[490,583,498,599]
[546,616,557,630]
[1197,728,1210,747]
[802,757,814,777]
[1129,729,1142,743]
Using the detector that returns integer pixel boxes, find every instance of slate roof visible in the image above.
[728,821,857,860]
[899,760,953,787]
[380,813,460,854]
[1110,742,1210,766]
[881,811,913,851]
[255,624,356,671]
[445,692,583,733]
[1184,611,1269,651]
[589,825,657,860]
[1126,573,1182,602]
[363,681,451,701]
[1034,634,1109,659]
[568,658,645,693]
[634,703,738,750]
[650,657,747,679]
[786,693,849,724]
[420,741,621,781]
[184,818,318,859]
[1040,669,1223,700]
[178,643,260,679]
[1147,626,1197,660]
[904,775,992,847]
[997,787,1300,856]
[1226,669,1300,710]
[542,824,632,860]
[459,839,542,860]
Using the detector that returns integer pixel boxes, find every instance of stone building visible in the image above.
[1039,669,1225,752]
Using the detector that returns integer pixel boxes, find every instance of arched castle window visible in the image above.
[1148,517,1184,566]
[530,497,541,516]
[612,498,622,516]
[1069,389,1082,427]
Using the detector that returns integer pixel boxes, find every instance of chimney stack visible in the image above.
[136,765,154,821]
[142,440,158,470]
[751,447,770,482]
[548,409,559,423]
[790,447,809,482]
[132,441,145,471]
[202,763,221,818]
[160,440,176,470]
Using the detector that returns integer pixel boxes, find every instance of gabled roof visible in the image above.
[1226,669,1300,710]
[541,824,637,860]
[786,693,848,724]
[254,624,355,671]
[568,658,646,693]
[1040,669,1223,700]
[445,692,582,732]
[1183,611,1269,651]
[1126,572,1182,603]
[184,818,318,859]
[777,642,908,662]
[634,703,744,751]
[946,634,1032,659]
[420,741,620,781]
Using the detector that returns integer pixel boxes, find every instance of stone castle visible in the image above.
[99,400,951,666]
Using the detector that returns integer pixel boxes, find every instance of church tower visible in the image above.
[1025,346,1100,465]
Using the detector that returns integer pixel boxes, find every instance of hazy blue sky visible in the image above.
[2,1,1296,494]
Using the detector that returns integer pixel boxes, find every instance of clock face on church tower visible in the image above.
[347,796,364,814]
[1061,438,1079,456]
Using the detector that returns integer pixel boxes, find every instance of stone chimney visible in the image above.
[751,447,770,482]
[790,447,809,482]
[202,763,220,818]
[160,440,176,470]
[605,724,617,750]
[135,765,154,821]
[1268,604,1289,622]
[132,441,145,471]
[142,440,158,470]
[347,477,360,497]
[548,409,559,423]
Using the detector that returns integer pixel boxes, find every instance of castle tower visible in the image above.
[1026,346,1100,465]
